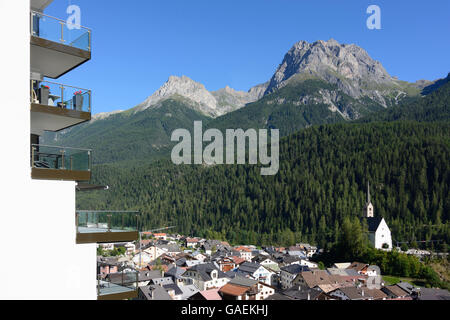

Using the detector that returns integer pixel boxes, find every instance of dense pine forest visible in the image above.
[78,121,450,249]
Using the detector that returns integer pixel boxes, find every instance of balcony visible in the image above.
[31,144,91,181]
[31,80,91,135]
[76,211,140,244]
[98,271,138,300]
[30,10,91,78]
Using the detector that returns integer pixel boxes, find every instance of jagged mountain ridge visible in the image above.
[132,75,266,117]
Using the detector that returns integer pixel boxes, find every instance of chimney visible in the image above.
[307,292,310,300]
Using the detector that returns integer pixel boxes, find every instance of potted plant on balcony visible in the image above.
[73,90,84,111]
[39,85,50,105]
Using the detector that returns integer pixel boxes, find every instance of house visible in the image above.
[216,257,236,272]
[346,262,369,275]
[138,284,172,300]
[185,237,200,248]
[153,233,167,240]
[151,277,174,287]
[188,288,222,300]
[294,270,345,291]
[281,285,334,300]
[280,264,310,289]
[179,284,199,300]
[163,283,184,300]
[182,263,230,291]
[219,277,275,301]
[381,285,410,299]
[234,246,253,261]
[329,287,367,300]
[137,270,163,287]
[364,182,392,250]
[97,257,119,279]
[165,266,190,286]
[142,245,166,262]
[191,251,207,262]
[156,243,182,257]
[235,262,275,286]
[363,288,388,300]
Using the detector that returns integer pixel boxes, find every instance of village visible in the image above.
[97,232,448,301]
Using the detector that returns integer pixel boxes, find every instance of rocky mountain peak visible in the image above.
[265,39,395,100]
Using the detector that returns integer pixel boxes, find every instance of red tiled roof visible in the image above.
[219,284,249,296]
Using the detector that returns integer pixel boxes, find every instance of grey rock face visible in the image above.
[264,39,401,107]
[133,76,263,117]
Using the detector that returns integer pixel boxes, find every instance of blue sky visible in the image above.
[46,0,450,114]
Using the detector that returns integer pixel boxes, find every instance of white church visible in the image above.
[364,183,392,250]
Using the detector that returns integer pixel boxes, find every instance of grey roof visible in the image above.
[264,293,293,300]
[139,285,172,300]
[229,276,258,288]
[338,287,365,300]
[165,266,186,279]
[184,263,228,281]
[395,281,416,295]
[367,217,383,232]
[417,288,450,300]
[163,283,183,296]
[151,277,174,286]
[138,270,162,282]
[179,285,200,300]
[237,262,262,274]
[282,285,322,300]
[280,264,310,275]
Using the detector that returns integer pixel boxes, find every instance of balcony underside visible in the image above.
[31,36,91,79]
[31,167,91,181]
[76,231,139,244]
[31,103,90,134]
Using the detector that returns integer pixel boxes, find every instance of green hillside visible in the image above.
[77,121,450,248]
[44,97,212,164]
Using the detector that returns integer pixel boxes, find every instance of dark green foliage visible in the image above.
[78,121,450,249]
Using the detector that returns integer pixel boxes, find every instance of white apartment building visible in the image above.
[0,0,139,300]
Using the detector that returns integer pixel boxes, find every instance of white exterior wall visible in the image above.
[0,1,96,299]
[375,219,392,250]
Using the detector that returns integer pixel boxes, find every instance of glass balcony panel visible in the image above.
[77,211,139,234]
[31,80,91,113]
[98,271,138,298]
[31,144,91,172]
[31,11,91,52]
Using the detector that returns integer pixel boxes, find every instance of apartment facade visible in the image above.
[0,0,138,300]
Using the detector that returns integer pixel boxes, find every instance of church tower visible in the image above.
[363,182,374,218]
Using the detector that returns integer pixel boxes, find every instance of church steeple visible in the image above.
[364,181,374,218]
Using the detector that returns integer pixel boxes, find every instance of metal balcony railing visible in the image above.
[31,144,92,172]
[31,10,91,52]
[31,79,91,113]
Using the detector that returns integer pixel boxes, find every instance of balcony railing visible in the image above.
[31,144,92,172]
[31,10,91,52]
[31,80,91,113]
[98,271,138,300]
[76,211,140,244]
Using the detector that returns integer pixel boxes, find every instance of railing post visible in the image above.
[60,85,64,108]
[107,214,111,232]
[60,149,65,170]
[31,146,35,168]
[70,156,73,170]
[60,21,65,43]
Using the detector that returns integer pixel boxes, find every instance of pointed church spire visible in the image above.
[367,181,371,203]
[364,181,374,218]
